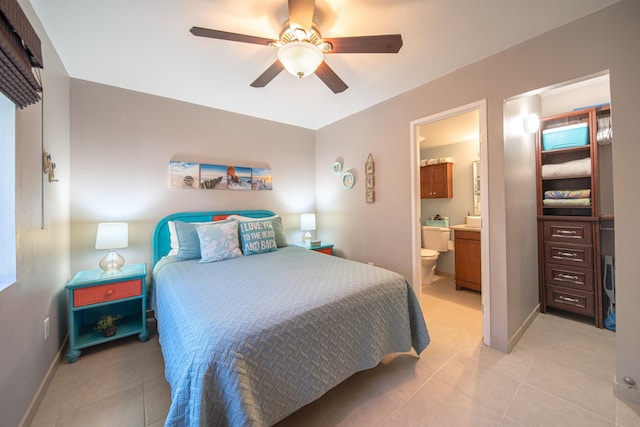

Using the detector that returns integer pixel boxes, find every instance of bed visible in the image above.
[150,210,430,427]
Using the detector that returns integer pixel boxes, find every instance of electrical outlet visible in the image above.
[44,317,50,340]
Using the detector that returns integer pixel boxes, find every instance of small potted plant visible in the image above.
[94,314,124,337]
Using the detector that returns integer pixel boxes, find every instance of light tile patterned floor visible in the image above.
[30,277,640,426]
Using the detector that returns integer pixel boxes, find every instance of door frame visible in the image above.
[409,99,491,346]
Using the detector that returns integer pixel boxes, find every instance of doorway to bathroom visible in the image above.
[410,100,491,346]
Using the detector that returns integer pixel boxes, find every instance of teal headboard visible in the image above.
[151,210,276,267]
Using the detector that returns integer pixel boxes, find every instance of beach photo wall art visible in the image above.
[169,161,272,191]
[169,161,200,189]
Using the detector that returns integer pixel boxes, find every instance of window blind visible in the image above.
[0,0,43,108]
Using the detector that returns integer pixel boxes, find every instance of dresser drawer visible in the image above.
[73,279,142,307]
[454,230,480,241]
[544,263,594,292]
[543,220,593,245]
[544,242,593,269]
[545,285,594,317]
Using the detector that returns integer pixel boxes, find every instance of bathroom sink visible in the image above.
[466,215,482,228]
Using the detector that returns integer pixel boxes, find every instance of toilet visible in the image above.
[421,226,451,284]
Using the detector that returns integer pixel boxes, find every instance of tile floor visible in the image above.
[30,277,640,427]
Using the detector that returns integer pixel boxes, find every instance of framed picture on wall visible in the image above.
[199,164,227,189]
[365,153,374,175]
[251,168,273,190]
[169,161,200,189]
[366,175,374,189]
[227,166,252,190]
[366,190,375,203]
[332,161,343,175]
[342,171,355,189]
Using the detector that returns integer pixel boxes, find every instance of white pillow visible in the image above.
[168,221,178,256]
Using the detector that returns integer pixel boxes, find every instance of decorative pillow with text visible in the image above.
[237,219,277,255]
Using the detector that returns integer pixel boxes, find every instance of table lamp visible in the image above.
[300,213,316,243]
[95,222,128,271]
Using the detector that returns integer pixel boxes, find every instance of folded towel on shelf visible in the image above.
[541,157,591,179]
[542,198,591,206]
[544,189,591,199]
[421,158,453,166]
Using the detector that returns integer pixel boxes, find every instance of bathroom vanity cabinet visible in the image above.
[420,162,453,198]
[454,229,481,291]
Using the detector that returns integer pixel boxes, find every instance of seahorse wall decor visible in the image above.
[42,151,58,182]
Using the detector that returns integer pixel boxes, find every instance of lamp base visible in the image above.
[301,231,312,243]
[99,251,125,272]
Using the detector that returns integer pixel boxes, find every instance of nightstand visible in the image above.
[295,242,334,255]
[65,263,148,363]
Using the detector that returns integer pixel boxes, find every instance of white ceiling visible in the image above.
[419,109,479,150]
[28,0,619,130]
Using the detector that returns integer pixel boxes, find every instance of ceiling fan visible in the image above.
[190,0,403,93]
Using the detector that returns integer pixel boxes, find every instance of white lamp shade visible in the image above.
[300,213,316,231]
[95,223,129,250]
[277,41,323,78]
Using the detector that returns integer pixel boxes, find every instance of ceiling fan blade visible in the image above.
[288,0,315,31]
[190,26,274,46]
[324,34,403,54]
[315,61,348,94]
[250,61,285,88]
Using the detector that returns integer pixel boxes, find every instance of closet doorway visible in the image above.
[504,72,614,329]
[410,100,490,346]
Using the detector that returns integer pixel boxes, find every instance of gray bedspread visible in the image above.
[152,245,429,426]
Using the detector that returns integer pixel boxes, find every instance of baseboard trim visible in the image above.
[614,375,640,406]
[507,304,540,353]
[18,334,68,427]
[434,270,454,279]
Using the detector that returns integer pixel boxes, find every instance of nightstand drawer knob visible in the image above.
[105,289,115,297]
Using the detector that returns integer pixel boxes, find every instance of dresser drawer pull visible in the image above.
[558,251,577,258]
[105,289,115,297]
[556,230,577,236]
[559,295,580,304]
[558,273,579,281]
[554,250,584,262]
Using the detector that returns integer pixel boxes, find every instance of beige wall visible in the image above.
[4,2,640,425]
[0,1,71,426]
[316,0,639,402]
[503,95,541,343]
[69,81,316,273]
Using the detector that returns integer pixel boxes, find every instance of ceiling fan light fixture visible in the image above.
[292,27,308,41]
[319,41,332,53]
[277,41,323,78]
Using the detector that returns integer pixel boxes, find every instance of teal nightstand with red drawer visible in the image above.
[295,242,334,255]
[65,263,148,362]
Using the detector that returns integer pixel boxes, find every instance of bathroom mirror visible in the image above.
[472,160,481,215]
